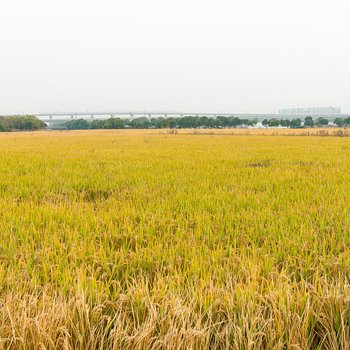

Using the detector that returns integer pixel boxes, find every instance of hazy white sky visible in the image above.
[0,0,349,114]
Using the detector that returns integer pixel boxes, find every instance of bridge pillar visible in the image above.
[70,115,74,120]
[111,114,114,119]
[49,116,52,120]
[91,115,94,119]
[130,113,134,120]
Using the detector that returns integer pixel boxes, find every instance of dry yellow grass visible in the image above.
[159,127,350,136]
[0,130,350,349]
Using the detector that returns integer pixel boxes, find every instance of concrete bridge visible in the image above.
[33,112,346,124]
[1,112,346,126]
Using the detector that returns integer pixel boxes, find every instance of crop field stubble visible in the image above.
[0,129,350,349]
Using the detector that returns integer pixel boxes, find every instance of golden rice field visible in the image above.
[1,130,350,349]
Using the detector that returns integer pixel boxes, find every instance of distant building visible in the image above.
[279,107,341,116]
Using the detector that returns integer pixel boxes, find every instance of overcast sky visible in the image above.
[0,0,349,114]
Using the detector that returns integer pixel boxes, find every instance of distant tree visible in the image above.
[154,117,163,128]
[240,119,250,126]
[1,116,46,131]
[214,118,222,128]
[193,116,201,128]
[177,116,192,128]
[228,118,242,127]
[316,117,329,126]
[150,118,158,128]
[267,118,280,127]
[206,118,216,128]
[251,118,258,126]
[158,117,176,128]
[103,118,124,129]
[216,116,229,127]
[199,116,209,127]
[334,118,344,127]
[90,120,105,129]
[304,116,314,128]
[64,119,88,130]
[2,116,18,130]
[343,117,350,126]
[130,117,151,129]
[290,119,302,128]
[167,118,177,129]
[279,119,290,127]
[262,119,268,126]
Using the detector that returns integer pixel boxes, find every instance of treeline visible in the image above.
[64,116,270,130]
[63,115,350,130]
[65,116,256,130]
[0,116,46,131]
[2,115,350,132]
[262,116,350,128]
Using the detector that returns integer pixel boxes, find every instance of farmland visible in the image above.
[0,130,350,349]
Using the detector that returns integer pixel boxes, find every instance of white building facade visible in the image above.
[279,107,341,116]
